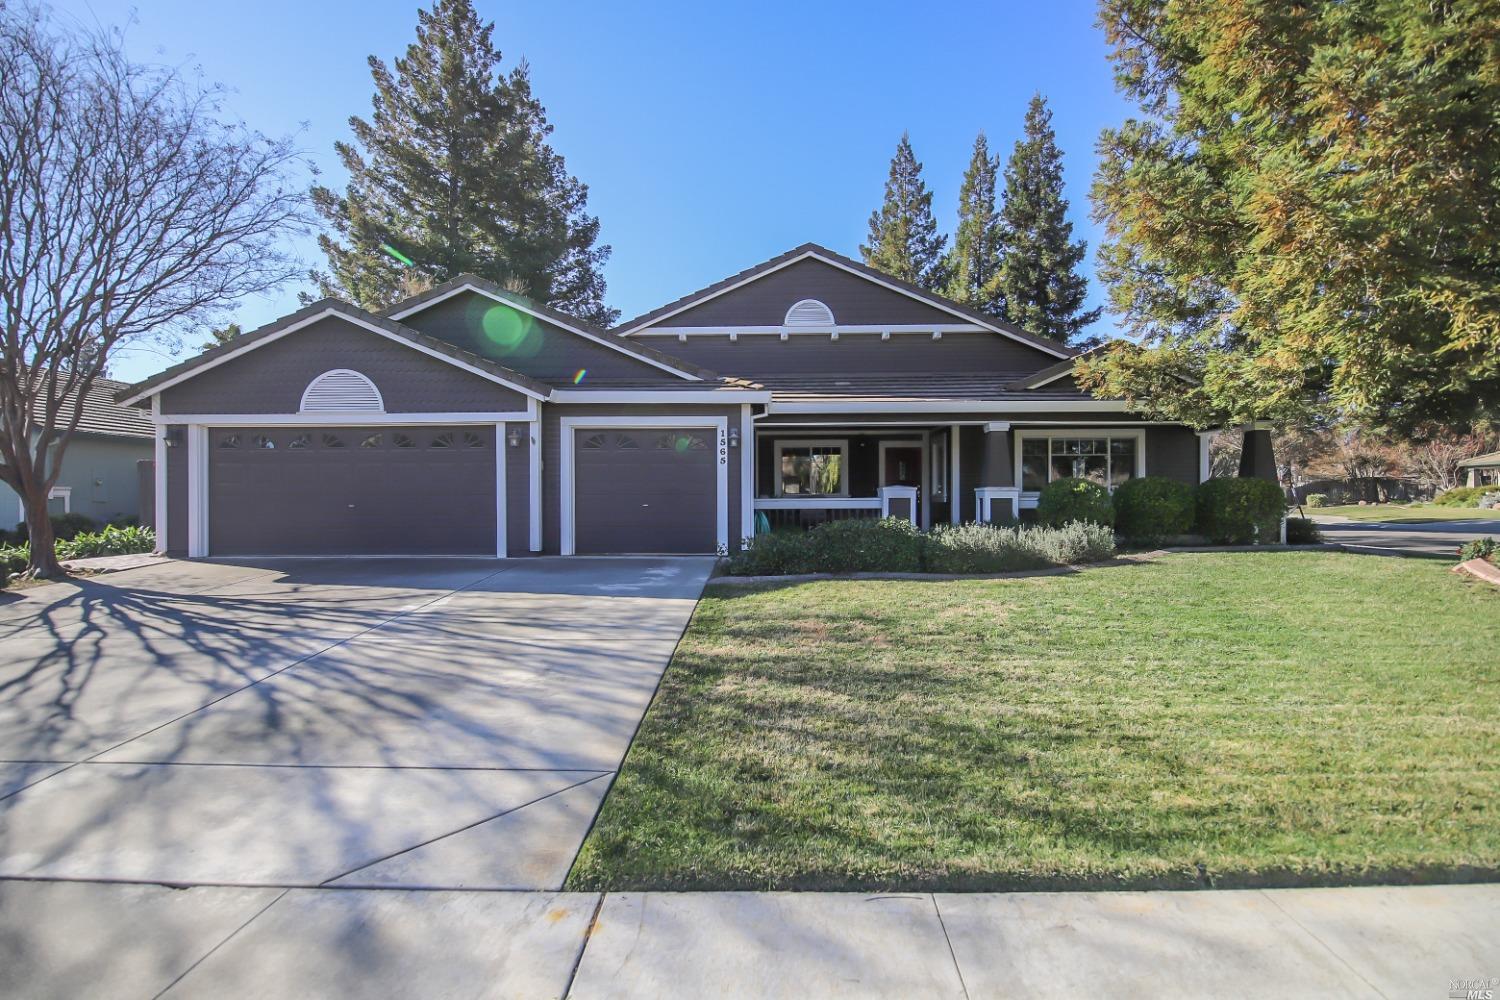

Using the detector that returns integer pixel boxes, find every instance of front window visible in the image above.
[1022,435,1138,491]
[777,441,846,496]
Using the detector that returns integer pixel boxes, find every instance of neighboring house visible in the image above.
[1458,451,1500,488]
[119,243,1228,558]
[2,376,155,532]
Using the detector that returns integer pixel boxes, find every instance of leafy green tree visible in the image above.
[996,94,1099,345]
[311,0,615,324]
[943,133,1005,317]
[861,133,947,290]
[1083,0,1500,429]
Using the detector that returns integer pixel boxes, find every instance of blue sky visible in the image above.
[51,0,1134,382]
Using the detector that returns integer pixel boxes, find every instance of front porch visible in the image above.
[750,419,1205,532]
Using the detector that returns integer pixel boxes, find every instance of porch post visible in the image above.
[1239,422,1277,482]
[949,425,961,524]
[977,421,1016,522]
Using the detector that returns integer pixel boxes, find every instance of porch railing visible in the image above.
[753,497,881,531]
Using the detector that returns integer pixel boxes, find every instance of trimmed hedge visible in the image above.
[1036,477,1114,528]
[1195,477,1286,544]
[1305,493,1327,508]
[1285,517,1323,545]
[924,522,1115,573]
[726,519,1116,576]
[1111,476,1196,544]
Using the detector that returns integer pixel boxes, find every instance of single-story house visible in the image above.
[3,376,155,531]
[1458,451,1500,488]
[119,243,1254,558]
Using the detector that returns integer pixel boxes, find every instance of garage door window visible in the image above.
[217,434,240,449]
[321,433,345,448]
[360,433,383,448]
[656,432,707,453]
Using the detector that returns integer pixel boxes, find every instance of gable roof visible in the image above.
[383,274,715,381]
[26,374,156,439]
[116,299,554,406]
[1458,450,1500,468]
[612,243,1075,359]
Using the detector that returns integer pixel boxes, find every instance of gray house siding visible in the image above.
[646,258,969,328]
[542,402,745,555]
[505,420,531,556]
[160,316,529,415]
[400,291,685,384]
[636,331,1056,379]
[1147,425,1202,483]
[0,433,151,531]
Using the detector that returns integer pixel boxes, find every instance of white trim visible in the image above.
[153,421,168,554]
[617,248,1071,359]
[984,421,1012,433]
[186,425,208,557]
[388,282,703,381]
[19,486,73,524]
[1019,368,1077,389]
[950,426,962,524]
[559,415,729,556]
[975,486,1022,523]
[1196,430,1214,483]
[1013,428,1148,492]
[774,438,850,498]
[529,415,542,553]
[877,485,919,525]
[548,389,772,404]
[153,411,532,426]
[769,400,1132,415]
[739,404,754,544]
[119,307,551,406]
[754,497,880,510]
[494,424,507,558]
[633,323,985,337]
[299,369,385,413]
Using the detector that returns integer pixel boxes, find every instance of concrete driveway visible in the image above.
[0,556,712,890]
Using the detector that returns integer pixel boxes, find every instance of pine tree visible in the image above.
[310,0,615,324]
[201,322,242,352]
[943,133,1004,317]
[996,94,1099,344]
[861,133,947,291]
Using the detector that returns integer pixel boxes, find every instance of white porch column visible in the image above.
[529,411,543,552]
[949,425,961,524]
[186,424,208,557]
[740,404,755,545]
[494,424,508,558]
[1197,430,1214,483]
[152,401,168,554]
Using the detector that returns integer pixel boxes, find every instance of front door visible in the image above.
[883,444,922,523]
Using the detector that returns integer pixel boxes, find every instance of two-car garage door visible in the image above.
[209,426,495,555]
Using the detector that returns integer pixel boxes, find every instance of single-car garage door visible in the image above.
[572,428,717,554]
[209,426,496,555]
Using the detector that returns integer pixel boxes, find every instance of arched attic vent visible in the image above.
[784,299,835,327]
[299,369,385,412]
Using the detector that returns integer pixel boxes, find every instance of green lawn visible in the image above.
[1307,503,1498,523]
[569,552,1500,891]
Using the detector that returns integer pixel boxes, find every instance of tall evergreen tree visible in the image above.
[943,132,1004,317]
[311,0,615,324]
[996,95,1099,344]
[861,133,947,290]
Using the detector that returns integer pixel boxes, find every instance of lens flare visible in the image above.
[380,244,414,267]
[572,369,587,385]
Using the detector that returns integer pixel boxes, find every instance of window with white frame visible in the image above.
[1020,434,1140,491]
[776,440,847,496]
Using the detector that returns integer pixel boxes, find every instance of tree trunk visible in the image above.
[22,491,64,578]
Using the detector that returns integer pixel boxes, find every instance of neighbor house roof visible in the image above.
[1458,450,1500,468]
[611,242,1076,360]
[382,273,720,382]
[30,375,156,439]
[117,298,556,405]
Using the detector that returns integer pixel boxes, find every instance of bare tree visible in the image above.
[1396,427,1498,494]
[0,5,308,576]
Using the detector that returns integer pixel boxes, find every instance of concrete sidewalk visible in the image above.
[2,881,1494,998]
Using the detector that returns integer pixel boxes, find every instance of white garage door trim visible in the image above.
[559,415,728,556]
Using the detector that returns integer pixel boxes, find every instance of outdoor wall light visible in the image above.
[506,427,524,448]
[728,427,740,448]
[164,426,184,448]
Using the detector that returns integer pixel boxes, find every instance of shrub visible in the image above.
[1035,477,1114,528]
[1111,476,1196,544]
[1433,486,1495,507]
[14,511,98,543]
[1458,537,1497,563]
[1305,493,1327,508]
[60,524,156,559]
[726,518,923,576]
[924,521,1116,573]
[1284,517,1323,545]
[0,545,27,578]
[1195,477,1286,544]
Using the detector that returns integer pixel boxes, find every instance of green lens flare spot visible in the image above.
[380,244,414,267]
[481,305,533,352]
